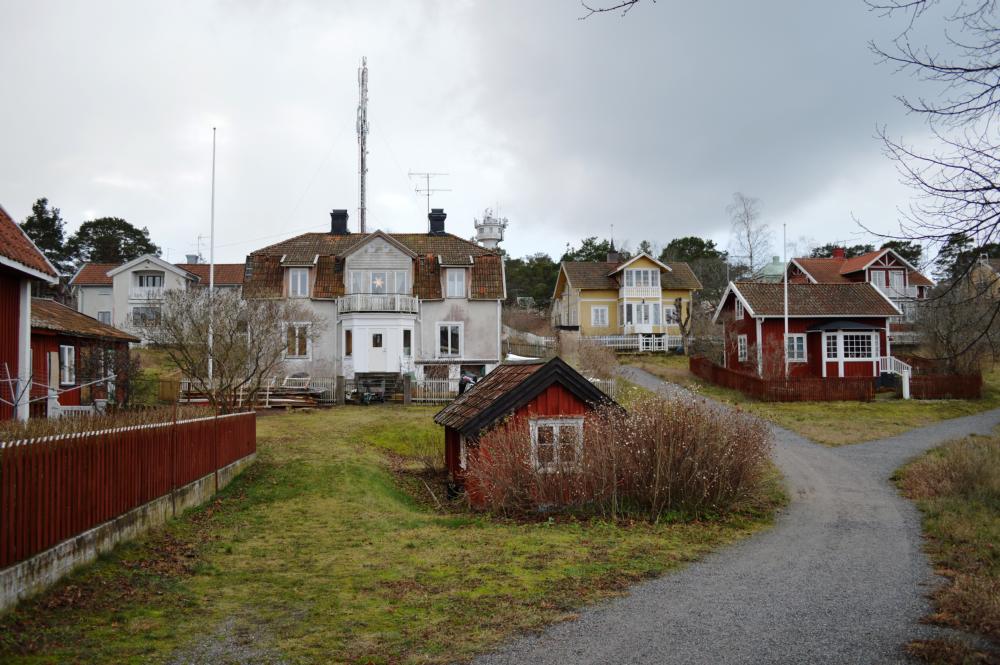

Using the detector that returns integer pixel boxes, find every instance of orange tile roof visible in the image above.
[31,298,139,342]
[793,251,933,288]
[70,263,118,286]
[174,263,245,285]
[0,205,58,279]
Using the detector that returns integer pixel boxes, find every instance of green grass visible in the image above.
[629,355,1000,446]
[895,434,1000,664]
[0,406,782,664]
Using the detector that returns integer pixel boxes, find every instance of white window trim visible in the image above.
[285,322,312,360]
[446,268,466,298]
[402,328,413,357]
[288,268,309,298]
[737,334,748,362]
[436,321,464,358]
[735,299,744,319]
[591,305,609,327]
[97,310,112,324]
[344,327,353,358]
[823,331,879,361]
[529,417,584,472]
[59,345,76,386]
[785,333,807,363]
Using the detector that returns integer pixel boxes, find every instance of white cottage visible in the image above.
[242,209,505,381]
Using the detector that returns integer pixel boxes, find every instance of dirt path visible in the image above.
[472,366,1000,664]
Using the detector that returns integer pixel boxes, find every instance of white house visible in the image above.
[70,255,244,341]
[242,208,505,381]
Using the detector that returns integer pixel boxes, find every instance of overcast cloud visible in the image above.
[0,1,936,264]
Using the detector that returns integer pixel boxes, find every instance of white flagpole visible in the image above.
[208,127,216,392]
[783,223,789,378]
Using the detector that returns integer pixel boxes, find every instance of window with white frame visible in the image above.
[403,329,412,356]
[438,322,462,357]
[131,305,161,327]
[842,333,875,359]
[737,334,748,362]
[59,345,76,385]
[370,271,388,294]
[97,311,111,324]
[664,304,679,324]
[618,303,624,327]
[591,305,609,327]
[289,268,309,298]
[825,334,838,360]
[530,418,583,471]
[135,272,163,288]
[625,268,660,288]
[785,333,807,362]
[735,299,744,319]
[446,269,466,298]
[286,323,310,358]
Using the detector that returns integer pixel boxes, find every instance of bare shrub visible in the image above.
[503,306,554,337]
[575,341,618,380]
[410,430,447,474]
[465,395,772,520]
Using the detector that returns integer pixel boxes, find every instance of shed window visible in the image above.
[735,299,744,319]
[530,418,583,472]
[59,345,76,385]
[737,335,748,362]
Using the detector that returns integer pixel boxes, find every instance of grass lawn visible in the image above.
[895,434,1000,664]
[0,406,783,664]
[628,355,1000,446]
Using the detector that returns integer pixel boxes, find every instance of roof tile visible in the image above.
[31,298,139,342]
[733,282,900,317]
[0,206,58,278]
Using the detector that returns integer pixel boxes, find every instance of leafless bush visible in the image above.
[410,430,447,474]
[917,284,1000,375]
[503,306,554,337]
[465,395,772,520]
[576,341,619,380]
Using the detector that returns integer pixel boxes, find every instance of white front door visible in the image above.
[369,329,387,371]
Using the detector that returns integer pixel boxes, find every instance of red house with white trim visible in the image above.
[0,205,59,420]
[713,281,901,379]
[433,356,618,504]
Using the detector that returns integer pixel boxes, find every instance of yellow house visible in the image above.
[551,252,701,340]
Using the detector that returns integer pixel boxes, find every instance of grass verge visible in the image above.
[896,434,1000,664]
[628,355,1000,446]
[0,406,783,664]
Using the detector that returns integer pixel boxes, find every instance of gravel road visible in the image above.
[471,366,1000,665]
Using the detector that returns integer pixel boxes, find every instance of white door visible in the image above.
[369,329,387,371]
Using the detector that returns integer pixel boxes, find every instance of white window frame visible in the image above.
[135,272,164,288]
[737,334,748,362]
[663,304,679,324]
[130,305,161,327]
[446,269,466,298]
[591,305,609,327]
[785,333,807,363]
[437,321,463,358]
[842,332,877,360]
[285,322,311,359]
[97,310,112,325]
[289,268,309,298]
[402,328,412,357]
[59,345,76,386]
[529,417,584,472]
[735,299,744,319]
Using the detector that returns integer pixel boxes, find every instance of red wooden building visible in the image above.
[713,281,902,379]
[433,357,618,502]
[29,298,139,417]
[0,205,59,420]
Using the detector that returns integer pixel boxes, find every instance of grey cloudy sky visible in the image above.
[0,1,934,264]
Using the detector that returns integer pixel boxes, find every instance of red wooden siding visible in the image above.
[514,383,590,420]
[0,270,22,421]
[0,411,256,569]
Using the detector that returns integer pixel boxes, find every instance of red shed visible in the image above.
[713,281,902,379]
[0,205,59,420]
[433,356,619,503]
[29,298,139,417]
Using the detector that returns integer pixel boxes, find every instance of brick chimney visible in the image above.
[832,247,846,259]
[330,209,350,235]
[428,208,447,235]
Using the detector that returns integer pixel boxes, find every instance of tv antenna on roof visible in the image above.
[408,171,450,214]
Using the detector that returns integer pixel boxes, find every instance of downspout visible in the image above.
[755,317,764,378]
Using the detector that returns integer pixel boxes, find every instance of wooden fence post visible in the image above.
[403,376,412,406]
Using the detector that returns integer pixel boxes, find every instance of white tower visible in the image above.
[473,208,509,250]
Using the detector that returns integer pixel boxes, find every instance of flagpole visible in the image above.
[783,223,789,378]
[208,127,216,392]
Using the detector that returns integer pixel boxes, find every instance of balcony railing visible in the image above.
[337,293,419,314]
[129,286,165,300]
[621,286,661,299]
[871,282,920,299]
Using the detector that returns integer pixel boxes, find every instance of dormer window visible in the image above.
[289,268,309,298]
[624,269,659,287]
[446,269,466,298]
[135,272,163,288]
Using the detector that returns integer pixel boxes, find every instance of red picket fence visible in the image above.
[0,411,255,570]
[689,356,876,402]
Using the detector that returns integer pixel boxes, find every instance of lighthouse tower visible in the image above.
[473,208,509,250]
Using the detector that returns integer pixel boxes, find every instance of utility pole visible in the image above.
[208,127,216,391]
[357,57,369,234]
[408,171,450,217]
[783,223,789,378]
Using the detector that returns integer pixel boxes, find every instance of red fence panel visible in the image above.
[907,374,982,400]
[0,411,255,570]
[689,356,875,402]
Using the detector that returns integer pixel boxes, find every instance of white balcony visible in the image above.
[871,282,920,299]
[624,323,655,334]
[337,293,419,314]
[129,286,165,300]
[621,286,661,299]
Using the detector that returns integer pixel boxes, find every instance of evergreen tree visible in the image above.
[65,217,160,266]
[879,240,923,267]
[809,243,875,259]
[659,236,725,263]
[20,197,69,273]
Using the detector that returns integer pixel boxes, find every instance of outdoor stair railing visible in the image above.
[878,355,912,399]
